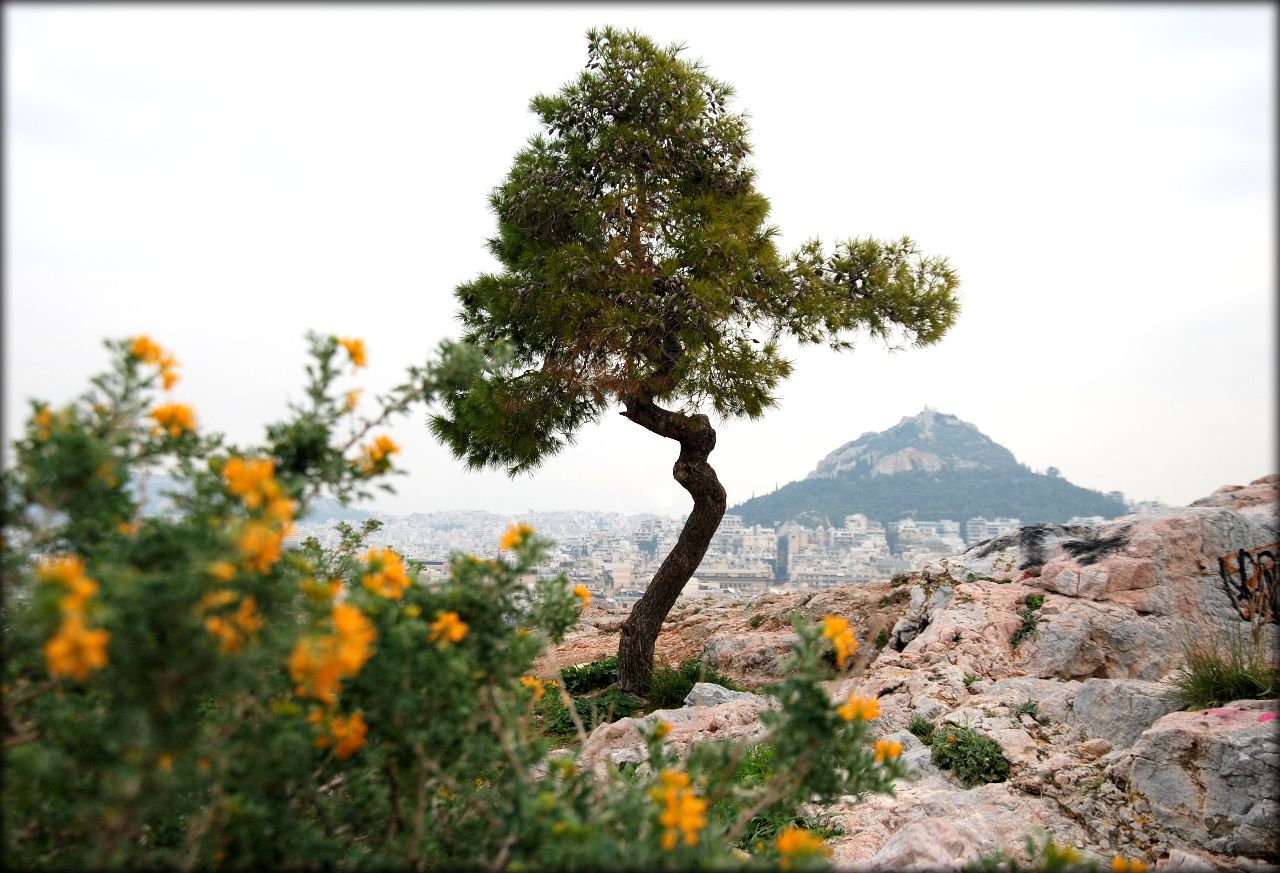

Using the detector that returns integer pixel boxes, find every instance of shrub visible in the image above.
[930,725,1011,787]
[1170,621,1279,710]
[560,653,619,694]
[647,657,744,709]
[2,332,907,868]
[749,614,767,629]
[874,630,889,649]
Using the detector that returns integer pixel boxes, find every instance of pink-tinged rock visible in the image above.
[1189,475,1278,510]
[1121,699,1279,858]
[577,696,773,778]
[829,781,1093,869]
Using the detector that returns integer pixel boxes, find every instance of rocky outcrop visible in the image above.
[547,476,1280,870]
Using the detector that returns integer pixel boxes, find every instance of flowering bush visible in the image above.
[2,334,904,869]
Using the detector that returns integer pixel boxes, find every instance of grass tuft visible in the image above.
[1170,622,1279,710]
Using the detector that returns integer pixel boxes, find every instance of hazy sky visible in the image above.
[5,4,1275,518]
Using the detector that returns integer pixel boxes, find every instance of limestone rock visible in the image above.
[1120,700,1280,858]
[682,682,766,707]
[1070,678,1182,749]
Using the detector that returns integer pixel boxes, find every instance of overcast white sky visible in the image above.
[5,4,1275,518]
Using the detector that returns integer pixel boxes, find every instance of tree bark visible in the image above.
[616,396,727,694]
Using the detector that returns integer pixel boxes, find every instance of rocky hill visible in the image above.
[731,409,1128,527]
[547,475,1279,870]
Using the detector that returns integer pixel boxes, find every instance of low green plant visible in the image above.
[907,713,935,740]
[963,672,979,688]
[749,614,767,629]
[1170,621,1279,710]
[539,686,643,736]
[930,725,1011,787]
[1010,594,1045,648]
[1011,699,1038,720]
[647,657,744,709]
[560,653,619,693]
[873,630,889,649]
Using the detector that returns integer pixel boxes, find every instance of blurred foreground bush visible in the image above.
[2,335,903,869]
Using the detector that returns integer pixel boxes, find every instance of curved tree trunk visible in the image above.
[616,396,727,694]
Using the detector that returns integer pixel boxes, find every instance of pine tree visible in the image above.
[432,27,960,693]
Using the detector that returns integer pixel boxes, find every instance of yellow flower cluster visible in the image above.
[1112,857,1148,873]
[821,615,858,670]
[499,522,534,551]
[309,708,368,759]
[573,584,592,609]
[873,737,903,762]
[221,457,295,575]
[776,826,831,869]
[519,676,546,701]
[649,769,706,850]
[338,337,366,368]
[33,405,55,440]
[357,434,399,476]
[653,720,672,738]
[288,603,377,704]
[428,611,468,647]
[130,335,180,390]
[38,556,110,680]
[362,548,411,599]
[344,389,361,411]
[149,403,196,437]
[837,694,880,722]
[198,592,265,654]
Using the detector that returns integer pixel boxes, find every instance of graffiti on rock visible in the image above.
[1218,543,1278,623]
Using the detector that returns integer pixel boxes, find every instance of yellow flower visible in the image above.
[33,405,54,439]
[776,826,831,869]
[1113,857,1149,873]
[499,522,534,551]
[117,520,141,536]
[873,738,903,762]
[345,389,361,411]
[338,337,366,368]
[328,711,368,759]
[221,457,281,509]
[301,577,341,601]
[428,611,468,646]
[157,754,174,773]
[821,614,859,670]
[234,595,264,635]
[332,603,377,674]
[204,615,243,654]
[837,694,880,722]
[44,613,110,680]
[288,636,344,704]
[651,768,705,850]
[199,589,238,611]
[573,584,591,609]
[237,522,287,574]
[95,463,120,487]
[357,434,400,476]
[519,676,546,701]
[149,403,196,437]
[208,561,238,582]
[653,720,671,739]
[362,548,411,599]
[37,556,100,615]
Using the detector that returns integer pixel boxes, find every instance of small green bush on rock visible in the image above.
[930,725,1011,787]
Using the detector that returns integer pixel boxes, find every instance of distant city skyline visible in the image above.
[6,5,1274,518]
